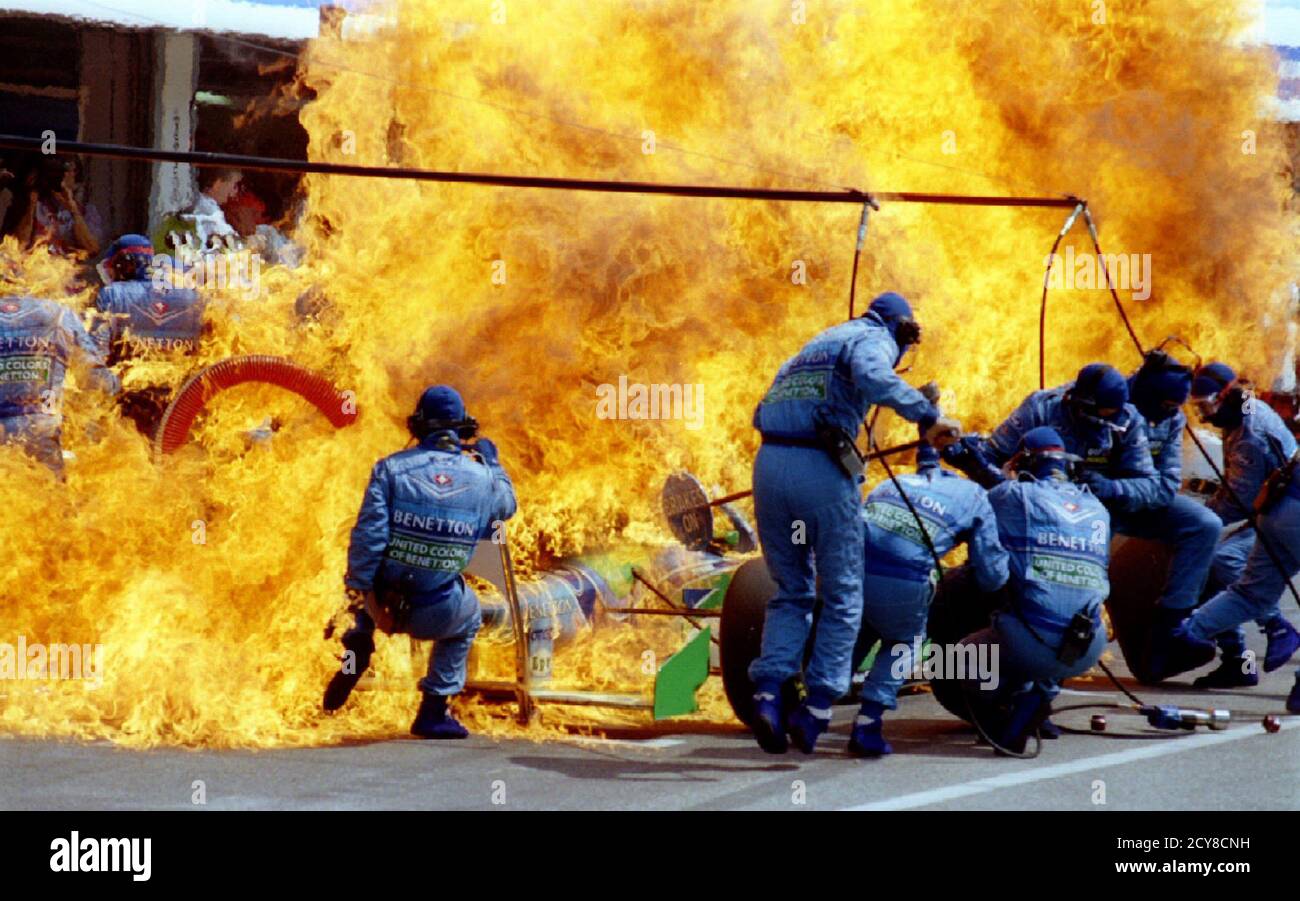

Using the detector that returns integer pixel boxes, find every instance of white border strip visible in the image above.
[0,0,322,40]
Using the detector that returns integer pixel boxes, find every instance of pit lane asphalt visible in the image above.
[3,636,1297,811]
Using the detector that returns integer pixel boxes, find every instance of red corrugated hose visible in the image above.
[153,355,358,459]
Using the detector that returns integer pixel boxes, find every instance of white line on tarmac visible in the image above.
[1056,687,1117,697]
[565,737,685,750]
[843,717,1300,811]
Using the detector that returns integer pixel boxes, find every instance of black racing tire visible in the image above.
[925,565,1002,722]
[1105,536,1173,685]
[719,558,777,726]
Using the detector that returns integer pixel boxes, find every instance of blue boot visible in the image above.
[995,689,1049,755]
[1192,657,1259,689]
[787,694,834,754]
[1146,607,1216,682]
[1263,615,1300,673]
[1288,672,1300,714]
[410,693,470,739]
[751,682,788,754]
[848,701,893,757]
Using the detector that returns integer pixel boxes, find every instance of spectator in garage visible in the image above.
[3,157,102,256]
[222,181,268,237]
[186,167,242,250]
[0,156,17,233]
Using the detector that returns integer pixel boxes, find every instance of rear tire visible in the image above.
[1105,536,1172,685]
[720,559,777,726]
[925,566,1001,721]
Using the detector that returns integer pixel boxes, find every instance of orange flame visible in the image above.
[0,0,1293,748]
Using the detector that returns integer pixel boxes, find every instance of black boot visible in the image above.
[1145,606,1216,683]
[323,629,374,712]
[410,693,470,739]
[1192,657,1259,689]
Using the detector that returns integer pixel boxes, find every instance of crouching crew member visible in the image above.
[1164,363,1300,689]
[960,427,1111,754]
[851,435,1009,757]
[0,256,118,473]
[92,234,205,436]
[1121,349,1224,681]
[324,385,517,739]
[967,363,1162,513]
[748,291,960,755]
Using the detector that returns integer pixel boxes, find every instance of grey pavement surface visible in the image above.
[3,641,1297,811]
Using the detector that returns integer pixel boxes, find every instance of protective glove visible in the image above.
[1080,470,1121,500]
[922,416,962,449]
[472,436,501,466]
[940,434,974,465]
[919,381,941,406]
[940,435,1005,489]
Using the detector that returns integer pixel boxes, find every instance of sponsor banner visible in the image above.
[762,369,827,404]
[1029,552,1108,591]
[386,530,474,572]
[0,355,52,384]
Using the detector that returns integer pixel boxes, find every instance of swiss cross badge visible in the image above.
[152,301,170,315]
[434,473,453,487]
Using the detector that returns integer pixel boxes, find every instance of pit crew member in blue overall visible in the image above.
[1165,363,1300,689]
[964,363,1162,513]
[324,385,517,739]
[92,234,205,436]
[961,427,1111,754]
[850,437,1009,757]
[748,291,960,754]
[1116,350,1225,682]
[0,256,117,474]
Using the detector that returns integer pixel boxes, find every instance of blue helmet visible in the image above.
[408,385,477,441]
[103,234,155,282]
[1067,363,1129,439]
[1130,357,1192,423]
[1191,362,1236,400]
[1071,363,1129,412]
[867,292,922,364]
[868,291,913,323]
[1190,362,1241,429]
[1017,426,1076,480]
